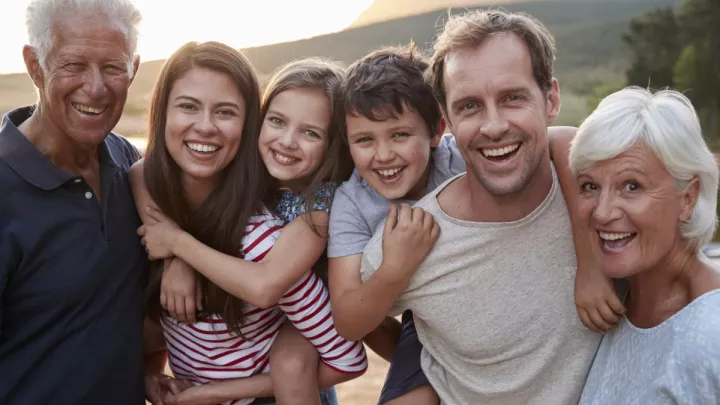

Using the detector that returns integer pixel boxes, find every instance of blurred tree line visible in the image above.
[588,0,720,147]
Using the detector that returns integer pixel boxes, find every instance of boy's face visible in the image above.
[346,106,443,200]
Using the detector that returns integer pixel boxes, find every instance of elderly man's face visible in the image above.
[28,13,136,145]
[442,33,560,197]
[575,144,698,279]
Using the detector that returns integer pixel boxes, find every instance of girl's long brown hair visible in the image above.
[143,42,266,334]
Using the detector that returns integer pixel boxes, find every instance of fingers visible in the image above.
[195,280,203,311]
[411,206,425,224]
[184,295,196,323]
[167,379,185,395]
[607,294,626,316]
[160,291,168,311]
[577,307,601,334]
[384,204,398,235]
[397,203,412,226]
[587,307,613,332]
[145,205,163,223]
[597,302,620,326]
[137,225,147,237]
[166,296,179,322]
[430,221,440,241]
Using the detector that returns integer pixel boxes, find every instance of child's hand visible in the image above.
[161,258,202,323]
[145,373,193,405]
[575,263,625,333]
[138,206,184,260]
[381,204,440,284]
[164,382,220,405]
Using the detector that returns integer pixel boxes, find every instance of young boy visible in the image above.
[326,44,624,405]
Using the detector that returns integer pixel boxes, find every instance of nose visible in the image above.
[194,110,218,136]
[278,128,298,150]
[480,104,510,140]
[83,66,108,99]
[593,189,622,225]
[374,140,395,163]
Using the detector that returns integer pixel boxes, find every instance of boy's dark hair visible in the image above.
[337,43,442,141]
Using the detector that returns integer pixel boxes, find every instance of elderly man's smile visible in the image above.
[71,102,107,116]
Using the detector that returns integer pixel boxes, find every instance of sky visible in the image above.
[0,0,373,74]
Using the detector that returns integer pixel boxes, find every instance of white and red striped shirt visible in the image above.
[162,212,367,405]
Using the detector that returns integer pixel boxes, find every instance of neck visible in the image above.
[278,176,311,195]
[465,154,554,222]
[19,109,100,175]
[626,241,701,328]
[182,174,219,210]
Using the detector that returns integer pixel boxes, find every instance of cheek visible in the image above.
[349,146,373,171]
[577,199,596,224]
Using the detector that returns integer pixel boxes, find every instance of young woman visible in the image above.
[131,43,365,405]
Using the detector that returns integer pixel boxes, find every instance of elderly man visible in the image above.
[0,0,149,403]
[360,10,601,405]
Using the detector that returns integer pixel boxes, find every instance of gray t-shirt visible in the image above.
[580,288,720,405]
[327,134,465,258]
[361,167,600,405]
[360,168,601,405]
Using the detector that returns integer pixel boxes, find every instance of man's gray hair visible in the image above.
[569,86,719,251]
[26,0,141,77]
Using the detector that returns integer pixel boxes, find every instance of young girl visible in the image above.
[131,44,366,405]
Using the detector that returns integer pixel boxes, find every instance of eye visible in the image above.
[353,136,372,144]
[463,102,477,111]
[623,182,640,192]
[269,117,284,126]
[505,94,522,103]
[178,103,197,111]
[392,132,410,139]
[105,65,126,74]
[580,182,598,193]
[303,130,320,139]
[217,109,237,117]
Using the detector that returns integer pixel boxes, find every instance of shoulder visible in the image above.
[310,182,338,213]
[106,133,143,169]
[668,290,720,368]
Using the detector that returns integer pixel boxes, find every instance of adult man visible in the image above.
[0,0,149,403]
[360,10,601,405]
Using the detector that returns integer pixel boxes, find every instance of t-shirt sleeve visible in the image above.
[327,186,373,258]
[443,134,467,176]
[309,182,337,214]
[277,272,368,374]
[242,214,285,262]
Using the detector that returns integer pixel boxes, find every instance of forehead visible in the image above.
[50,12,131,62]
[346,104,426,134]
[443,33,537,100]
[170,68,245,105]
[269,88,331,120]
[584,144,670,178]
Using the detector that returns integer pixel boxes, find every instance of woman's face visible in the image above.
[575,143,697,279]
[164,67,246,186]
[258,87,330,190]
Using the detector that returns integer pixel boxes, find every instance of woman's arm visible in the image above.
[548,126,625,333]
[141,207,329,309]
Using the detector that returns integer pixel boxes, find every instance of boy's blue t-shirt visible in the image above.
[327,134,465,258]
[579,288,720,405]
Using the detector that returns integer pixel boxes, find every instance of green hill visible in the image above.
[0,0,679,136]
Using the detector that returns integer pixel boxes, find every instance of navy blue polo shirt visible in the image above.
[0,107,148,404]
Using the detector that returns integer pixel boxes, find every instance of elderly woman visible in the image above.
[571,87,720,404]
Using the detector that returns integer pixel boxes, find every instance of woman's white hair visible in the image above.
[569,86,719,251]
[26,0,141,77]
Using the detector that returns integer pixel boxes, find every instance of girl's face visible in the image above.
[258,87,331,190]
[164,67,246,186]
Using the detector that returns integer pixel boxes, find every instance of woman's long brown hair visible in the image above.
[143,42,266,334]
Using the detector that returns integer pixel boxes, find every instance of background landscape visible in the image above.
[3,0,719,402]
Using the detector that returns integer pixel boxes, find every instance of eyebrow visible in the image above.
[175,95,241,110]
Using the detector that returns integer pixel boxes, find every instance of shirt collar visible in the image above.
[0,106,120,191]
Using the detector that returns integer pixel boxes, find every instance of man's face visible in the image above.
[346,105,442,201]
[28,13,137,146]
[442,33,559,197]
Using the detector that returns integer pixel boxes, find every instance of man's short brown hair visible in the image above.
[426,9,557,112]
[338,43,442,141]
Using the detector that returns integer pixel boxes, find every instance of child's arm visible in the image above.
[548,126,625,333]
[328,204,440,343]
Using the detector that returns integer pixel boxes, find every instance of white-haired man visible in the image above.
[0,1,156,403]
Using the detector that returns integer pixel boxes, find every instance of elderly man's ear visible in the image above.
[131,55,141,84]
[22,45,44,89]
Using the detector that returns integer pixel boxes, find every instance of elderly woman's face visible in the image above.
[576,144,695,279]
[37,14,135,145]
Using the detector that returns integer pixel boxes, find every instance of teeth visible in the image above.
[482,143,520,157]
[72,103,105,115]
[273,151,297,164]
[376,167,402,178]
[599,232,634,241]
[186,143,219,153]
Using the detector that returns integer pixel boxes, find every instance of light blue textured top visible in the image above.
[580,288,720,405]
